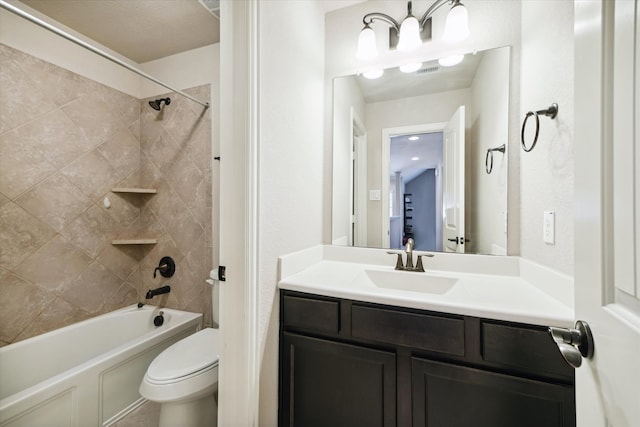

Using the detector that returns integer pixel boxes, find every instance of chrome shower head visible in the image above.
[149,97,171,111]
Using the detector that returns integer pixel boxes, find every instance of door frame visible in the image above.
[218,0,259,425]
[350,107,367,247]
[381,122,446,248]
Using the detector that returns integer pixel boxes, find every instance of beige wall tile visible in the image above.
[61,148,120,201]
[61,204,119,258]
[61,261,124,314]
[0,202,56,269]
[0,128,57,199]
[15,173,93,232]
[0,269,55,343]
[0,46,58,130]
[14,235,93,293]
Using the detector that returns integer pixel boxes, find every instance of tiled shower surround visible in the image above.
[0,44,214,346]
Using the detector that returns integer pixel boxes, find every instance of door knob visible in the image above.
[548,320,594,368]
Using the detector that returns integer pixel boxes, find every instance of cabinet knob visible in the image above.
[548,320,594,368]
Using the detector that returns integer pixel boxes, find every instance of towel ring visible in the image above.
[485,144,506,174]
[521,103,558,152]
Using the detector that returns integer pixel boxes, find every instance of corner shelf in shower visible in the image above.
[111,187,157,194]
[110,188,159,246]
[111,238,158,245]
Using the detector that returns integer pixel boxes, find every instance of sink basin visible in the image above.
[364,269,458,294]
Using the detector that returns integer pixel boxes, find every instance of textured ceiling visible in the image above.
[22,0,220,63]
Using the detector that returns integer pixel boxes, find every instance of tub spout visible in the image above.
[145,285,171,299]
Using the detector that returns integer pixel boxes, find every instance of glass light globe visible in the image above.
[397,15,422,52]
[356,25,377,61]
[442,3,470,43]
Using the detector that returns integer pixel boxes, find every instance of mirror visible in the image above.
[332,46,510,255]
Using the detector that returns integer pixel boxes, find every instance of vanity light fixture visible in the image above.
[356,0,470,61]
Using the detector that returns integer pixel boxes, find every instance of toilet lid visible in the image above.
[147,328,219,382]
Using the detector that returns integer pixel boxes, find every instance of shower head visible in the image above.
[149,97,171,111]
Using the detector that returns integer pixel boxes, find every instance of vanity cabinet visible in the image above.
[279,290,575,427]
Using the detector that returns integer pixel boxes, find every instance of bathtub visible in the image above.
[0,304,202,427]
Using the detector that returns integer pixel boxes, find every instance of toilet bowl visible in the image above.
[140,327,219,427]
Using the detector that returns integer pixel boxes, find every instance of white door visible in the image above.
[574,2,640,425]
[442,106,465,253]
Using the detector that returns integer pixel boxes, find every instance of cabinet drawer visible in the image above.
[481,321,574,381]
[282,295,340,334]
[351,305,465,356]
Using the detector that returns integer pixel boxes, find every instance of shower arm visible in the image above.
[0,0,210,109]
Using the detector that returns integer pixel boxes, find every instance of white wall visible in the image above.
[257,1,326,425]
[520,1,574,275]
[332,75,366,244]
[325,0,522,253]
[469,47,510,255]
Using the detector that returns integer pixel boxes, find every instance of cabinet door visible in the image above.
[411,358,575,427]
[280,333,396,427]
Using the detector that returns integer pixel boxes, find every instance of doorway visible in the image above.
[382,123,446,250]
[389,132,444,251]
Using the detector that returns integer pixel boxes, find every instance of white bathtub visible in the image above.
[0,304,202,427]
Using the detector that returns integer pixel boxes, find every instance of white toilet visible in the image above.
[139,327,220,427]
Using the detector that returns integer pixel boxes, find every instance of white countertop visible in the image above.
[278,245,575,328]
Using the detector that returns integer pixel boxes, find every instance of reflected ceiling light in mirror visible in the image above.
[400,62,423,73]
[356,0,470,61]
[408,136,420,141]
[438,54,464,67]
[411,156,420,161]
[362,69,384,79]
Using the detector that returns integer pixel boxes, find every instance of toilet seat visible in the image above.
[140,328,219,403]
[146,328,219,384]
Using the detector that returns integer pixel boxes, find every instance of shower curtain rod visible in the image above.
[0,0,210,109]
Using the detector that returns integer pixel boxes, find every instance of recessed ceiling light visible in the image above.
[362,69,384,79]
[411,156,420,161]
[399,62,422,73]
[408,136,420,141]
[438,54,464,67]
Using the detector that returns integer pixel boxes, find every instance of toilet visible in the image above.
[139,327,219,427]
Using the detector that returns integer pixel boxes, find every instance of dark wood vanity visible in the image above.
[279,289,575,427]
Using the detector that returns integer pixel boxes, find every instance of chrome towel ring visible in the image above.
[521,103,558,152]
[485,144,506,174]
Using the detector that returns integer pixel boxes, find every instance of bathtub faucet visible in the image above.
[146,285,171,299]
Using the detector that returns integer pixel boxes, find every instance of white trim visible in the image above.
[381,122,447,248]
[246,0,259,424]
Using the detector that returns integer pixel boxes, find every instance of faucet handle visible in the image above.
[386,251,405,270]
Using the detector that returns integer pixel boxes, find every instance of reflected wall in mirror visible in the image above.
[332,46,510,255]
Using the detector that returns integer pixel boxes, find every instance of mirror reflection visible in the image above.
[332,46,510,255]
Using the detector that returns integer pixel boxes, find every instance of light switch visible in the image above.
[543,211,555,244]
[369,189,381,201]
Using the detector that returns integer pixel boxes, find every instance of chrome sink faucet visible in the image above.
[387,238,433,272]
